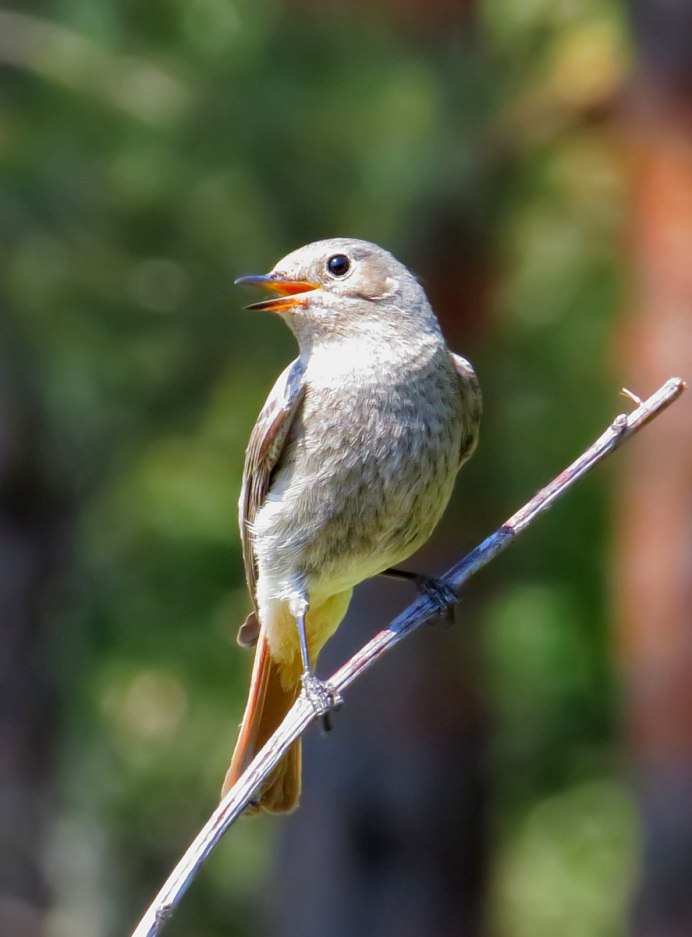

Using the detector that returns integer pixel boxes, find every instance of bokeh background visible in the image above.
[1,1,691,936]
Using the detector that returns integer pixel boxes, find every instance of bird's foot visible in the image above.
[301,671,342,732]
[413,575,457,622]
[380,567,457,620]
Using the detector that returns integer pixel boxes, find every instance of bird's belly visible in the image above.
[252,385,461,600]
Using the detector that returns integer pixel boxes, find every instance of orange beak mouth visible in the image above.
[234,273,320,312]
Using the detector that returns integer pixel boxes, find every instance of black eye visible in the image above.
[327,253,350,277]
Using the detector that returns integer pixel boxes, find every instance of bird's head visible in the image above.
[235,238,438,345]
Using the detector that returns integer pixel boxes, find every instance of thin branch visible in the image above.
[129,375,686,937]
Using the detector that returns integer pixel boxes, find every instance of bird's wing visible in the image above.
[237,358,306,646]
[451,352,482,468]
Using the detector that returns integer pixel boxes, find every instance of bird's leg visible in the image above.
[292,595,341,731]
[379,567,457,618]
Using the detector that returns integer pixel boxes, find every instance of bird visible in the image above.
[222,237,481,813]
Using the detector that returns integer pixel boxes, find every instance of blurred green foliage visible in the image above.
[0,0,638,935]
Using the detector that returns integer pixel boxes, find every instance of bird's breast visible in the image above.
[252,341,463,597]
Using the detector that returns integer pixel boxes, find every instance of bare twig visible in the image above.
[129,376,686,937]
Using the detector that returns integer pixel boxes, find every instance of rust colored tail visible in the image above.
[222,632,301,814]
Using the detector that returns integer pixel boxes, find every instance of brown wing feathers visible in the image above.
[236,359,305,644]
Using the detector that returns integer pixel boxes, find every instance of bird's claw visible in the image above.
[301,671,342,731]
[414,575,457,621]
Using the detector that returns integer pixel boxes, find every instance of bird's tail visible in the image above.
[222,590,353,814]
[222,630,302,813]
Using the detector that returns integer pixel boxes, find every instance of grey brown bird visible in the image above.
[223,238,481,813]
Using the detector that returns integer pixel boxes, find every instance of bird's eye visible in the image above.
[326,254,350,277]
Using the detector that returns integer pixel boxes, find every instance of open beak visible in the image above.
[234,273,320,312]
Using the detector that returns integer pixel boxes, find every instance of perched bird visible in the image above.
[223,238,481,813]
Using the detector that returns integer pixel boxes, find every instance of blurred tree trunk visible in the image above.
[616,3,692,934]
[0,333,71,937]
[270,578,488,937]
